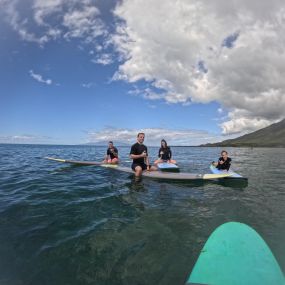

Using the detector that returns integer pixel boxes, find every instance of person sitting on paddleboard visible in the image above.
[103,141,119,164]
[212,150,231,171]
[130,133,157,177]
[154,139,177,165]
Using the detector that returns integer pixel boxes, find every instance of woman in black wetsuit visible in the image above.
[154,139,177,165]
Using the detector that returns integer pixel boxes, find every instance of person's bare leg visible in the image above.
[111,158,118,164]
[154,159,163,165]
[135,165,143,177]
[149,165,157,171]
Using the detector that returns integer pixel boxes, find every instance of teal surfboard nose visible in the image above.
[187,222,285,285]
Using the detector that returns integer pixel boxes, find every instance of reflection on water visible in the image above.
[218,178,248,189]
[126,177,148,192]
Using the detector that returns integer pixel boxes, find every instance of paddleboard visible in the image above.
[157,162,179,172]
[45,157,231,180]
[210,164,247,179]
[45,157,118,167]
[186,222,285,285]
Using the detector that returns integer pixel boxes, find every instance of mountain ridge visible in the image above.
[201,119,285,147]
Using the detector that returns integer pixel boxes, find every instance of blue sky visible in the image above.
[1,0,284,145]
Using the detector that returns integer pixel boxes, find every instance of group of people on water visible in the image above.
[103,132,231,177]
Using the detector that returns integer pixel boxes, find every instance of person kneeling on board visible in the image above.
[212,150,231,171]
[154,139,177,165]
[103,141,119,164]
[130,133,157,177]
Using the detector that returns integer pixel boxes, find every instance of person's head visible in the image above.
[108,141,114,148]
[137,133,145,144]
[161,139,167,148]
[221,150,228,158]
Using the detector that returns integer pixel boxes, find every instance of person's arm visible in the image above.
[226,158,232,170]
[169,148,172,160]
[130,153,146,159]
[112,148,118,158]
[144,148,150,169]
[129,145,147,159]
[218,157,224,165]
[145,147,151,169]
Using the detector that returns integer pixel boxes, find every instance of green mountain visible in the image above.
[202,119,285,147]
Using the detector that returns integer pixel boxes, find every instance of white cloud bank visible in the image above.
[0,134,53,144]
[111,0,285,134]
[2,0,285,135]
[86,127,232,146]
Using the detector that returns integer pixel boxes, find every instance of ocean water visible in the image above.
[0,144,285,285]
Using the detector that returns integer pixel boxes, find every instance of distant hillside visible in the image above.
[202,119,285,147]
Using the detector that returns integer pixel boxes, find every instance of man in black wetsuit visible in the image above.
[213,150,231,171]
[130,133,157,177]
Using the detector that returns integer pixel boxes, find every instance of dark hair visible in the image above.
[109,141,113,144]
[221,150,228,155]
[137,132,145,137]
[161,139,168,148]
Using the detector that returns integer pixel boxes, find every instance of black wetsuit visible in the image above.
[107,147,118,159]
[217,157,231,170]
[158,147,172,161]
[130,142,148,171]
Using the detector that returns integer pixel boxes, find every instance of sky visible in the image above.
[1,0,285,146]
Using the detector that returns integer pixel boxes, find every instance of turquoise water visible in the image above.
[0,144,285,285]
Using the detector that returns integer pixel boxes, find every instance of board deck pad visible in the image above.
[45,157,232,180]
[186,222,285,285]
[157,162,180,172]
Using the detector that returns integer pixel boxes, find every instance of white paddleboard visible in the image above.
[210,164,247,179]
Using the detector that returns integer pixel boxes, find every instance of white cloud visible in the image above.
[0,134,53,144]
[29,70,52,85]
[111,0,285,134]
[86,127,232,146]
[91,53,113,65]
[63,5,105,43]
[221,116,272,135]
[82,82,94,88]
[33,0,64,26]
[1,0,107,45]
[128,87,165,101]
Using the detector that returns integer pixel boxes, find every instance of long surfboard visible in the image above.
[186,222,285,285]
[45,157,232,180]
[210,164,247,179]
